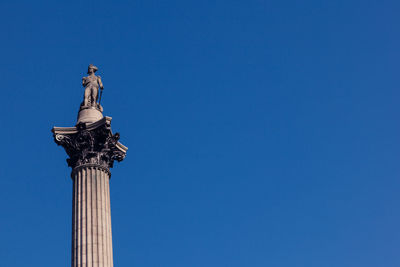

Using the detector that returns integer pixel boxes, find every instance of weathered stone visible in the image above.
[52,65,127,267]
[52,117,127,174]
[71,166,113,267]
[82,64,104,108]
[77,106,104,124]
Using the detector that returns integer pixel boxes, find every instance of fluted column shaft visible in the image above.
[53,116,127,267]
[72,166,113,267]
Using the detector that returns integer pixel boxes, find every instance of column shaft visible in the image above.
[72,166,113,267]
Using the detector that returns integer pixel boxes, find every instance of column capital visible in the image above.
[52,116,128,173]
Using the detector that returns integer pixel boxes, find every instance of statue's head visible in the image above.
[87,64,98,74]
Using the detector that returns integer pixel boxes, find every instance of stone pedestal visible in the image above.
[52,116,127,267]
[77,106,104,124]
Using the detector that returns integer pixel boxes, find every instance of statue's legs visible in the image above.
[84,87,91,106]
[83,86,98,106]
[91,87,98,106]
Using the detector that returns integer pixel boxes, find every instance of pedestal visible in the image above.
[77,106,104,124]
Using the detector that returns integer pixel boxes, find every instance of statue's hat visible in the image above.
[87,64,98,74]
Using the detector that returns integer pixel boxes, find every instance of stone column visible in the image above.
[52,116,127,267]
[71,166,113,267]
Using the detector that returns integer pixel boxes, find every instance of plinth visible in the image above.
[52,112,127,267]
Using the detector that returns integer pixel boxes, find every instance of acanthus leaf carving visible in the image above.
[53,123,126,171]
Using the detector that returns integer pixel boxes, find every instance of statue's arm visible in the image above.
[82,77,86,87]
[98,76,104,89]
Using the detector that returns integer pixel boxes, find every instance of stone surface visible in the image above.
[52,65,126,267]
[52,117,127,172]
[72,166,113,267]
[53,117,127,267]
[82,64,104,108]
[77,106,104,124]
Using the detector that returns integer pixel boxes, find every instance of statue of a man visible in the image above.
[82,64,104,107]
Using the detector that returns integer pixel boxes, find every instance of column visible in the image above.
[71,166,113,267]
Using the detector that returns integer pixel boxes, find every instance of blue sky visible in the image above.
[0,0,399,266]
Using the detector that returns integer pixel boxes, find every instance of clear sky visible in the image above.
[0,0,399,266]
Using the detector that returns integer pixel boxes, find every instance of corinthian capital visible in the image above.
[52,117,127,174]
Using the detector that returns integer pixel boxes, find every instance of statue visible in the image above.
[82,64,104,108]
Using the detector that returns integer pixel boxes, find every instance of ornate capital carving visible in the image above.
[52,117,127,173]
